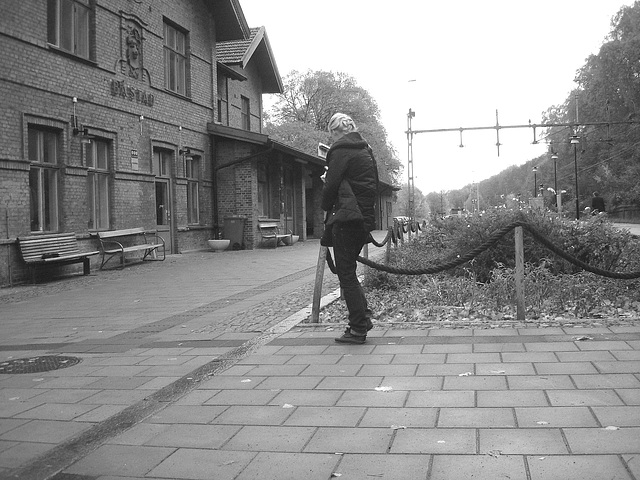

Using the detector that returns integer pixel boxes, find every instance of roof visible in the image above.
[216,27,283,94]
[207,0,250,41]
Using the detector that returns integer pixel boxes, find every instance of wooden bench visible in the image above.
[97,227,165,269]
[257,220,291,248]
[17,232,99,284]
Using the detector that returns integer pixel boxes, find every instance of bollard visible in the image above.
[515,226,525,320]
[310,246,327,323]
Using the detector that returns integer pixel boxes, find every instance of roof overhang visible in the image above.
[208,122,268,145]
[208,123,326,169]
[268,139,326,167]
[216,62,247,81]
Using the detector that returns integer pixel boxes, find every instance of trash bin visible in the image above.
[223,216,246,250]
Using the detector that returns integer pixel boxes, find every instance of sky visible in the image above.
[240,0,634,194]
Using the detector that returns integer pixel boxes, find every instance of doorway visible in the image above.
[283,165,295,235]
[153,149,173,253]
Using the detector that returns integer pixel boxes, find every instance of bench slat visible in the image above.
[102,244,161,254]
[97,227,146,239]
[40,251,100,263]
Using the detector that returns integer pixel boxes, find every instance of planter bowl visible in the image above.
[207,239,230,251]
[282,234,299,246]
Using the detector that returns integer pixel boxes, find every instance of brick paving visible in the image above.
[0,232,638,480]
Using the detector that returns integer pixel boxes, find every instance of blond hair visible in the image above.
[328,113,357,134]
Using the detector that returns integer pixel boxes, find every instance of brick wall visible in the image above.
[0,0,228,284]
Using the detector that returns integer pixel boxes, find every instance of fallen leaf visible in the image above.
[331,473,342,477]
[241,379,252,383]
[375,386,393,392]
[390,425,406,430]
[536,421,550,425]
[487,450,502,457]
[458,372,473,377]
[574,336,593,341]
[604,426,620,431]
[282,404,294,409]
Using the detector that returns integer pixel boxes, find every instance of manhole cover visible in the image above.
[0,355,81,374]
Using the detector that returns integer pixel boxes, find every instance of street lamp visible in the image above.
[571,134,580,219]
[551,152,558,210]
[532,166,538,197]
[551,152,558,196]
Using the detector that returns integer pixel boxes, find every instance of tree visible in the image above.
[542,1,640,209]
[265,70,403,185]
[396,184,429,220]
[442,2,640,211]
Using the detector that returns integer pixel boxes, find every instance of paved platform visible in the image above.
[0,233,638,480]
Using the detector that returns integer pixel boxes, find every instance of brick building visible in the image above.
[0,0,396,286]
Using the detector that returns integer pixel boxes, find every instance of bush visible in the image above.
[402,208,640,282]
[362,208,640,319]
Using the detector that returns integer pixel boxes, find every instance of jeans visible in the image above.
[332,222,371,334]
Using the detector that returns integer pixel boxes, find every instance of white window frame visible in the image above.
[241,96,250,130]
[28,127,60,233]
[163,21,188,96]
[185,156,200,225]
[86,139,110,230]
[48,0,91,59]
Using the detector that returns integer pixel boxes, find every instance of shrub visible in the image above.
[362,208,640,319]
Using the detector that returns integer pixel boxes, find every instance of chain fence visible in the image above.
[326,219,640,280]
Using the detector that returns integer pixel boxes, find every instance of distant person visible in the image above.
[591,192,605,214]
[321,113,378,344]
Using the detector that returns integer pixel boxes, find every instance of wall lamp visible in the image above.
[72,97,94,143]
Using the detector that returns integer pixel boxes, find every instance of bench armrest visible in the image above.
[99,238,125,250]
[143,232,165,247]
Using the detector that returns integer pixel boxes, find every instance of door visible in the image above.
[153,149,173,253]
[283,165,295,234]
[155,179,172,253]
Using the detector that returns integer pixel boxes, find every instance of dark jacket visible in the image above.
[321,132,378,232]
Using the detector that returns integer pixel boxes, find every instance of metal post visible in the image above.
[407,109,415,221]
[573,139,580,220]
[515,226,525,320]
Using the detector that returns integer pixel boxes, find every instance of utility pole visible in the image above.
[407,109,415,221]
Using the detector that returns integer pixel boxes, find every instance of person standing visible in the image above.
[591,191,606,214]
[321,113,379,344]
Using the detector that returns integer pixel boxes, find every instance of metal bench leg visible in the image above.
[83,258,90,276]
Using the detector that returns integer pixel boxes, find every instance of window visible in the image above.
[186,156,199,224]
[28,127,59,232]
[257,162,269,217]
[86,139,110,230]
[217,76,228,125]
[48,0,91,59]
[241,96,250,130]
[153,150,171,177]
[164,22,187,96]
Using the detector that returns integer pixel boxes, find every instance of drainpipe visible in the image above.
[211,138,220,238]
